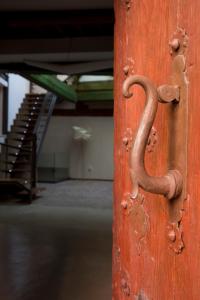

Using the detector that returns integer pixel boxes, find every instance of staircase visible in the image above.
[0,92,57,201]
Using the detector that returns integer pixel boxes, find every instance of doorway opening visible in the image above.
[0,4,114,300]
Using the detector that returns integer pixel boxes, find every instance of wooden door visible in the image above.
[113,1,200,299]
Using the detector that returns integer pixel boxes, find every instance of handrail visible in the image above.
[33,92,57,156]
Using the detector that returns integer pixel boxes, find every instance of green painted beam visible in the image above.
[77,90,113,101]
[29,74,77,102]
[23,73,113,102]
[76,80,113,91]
[76,80,113,101]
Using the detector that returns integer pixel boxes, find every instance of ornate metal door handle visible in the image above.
[123,75,183,200]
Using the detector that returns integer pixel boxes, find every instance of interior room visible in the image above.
[0,1,114,299]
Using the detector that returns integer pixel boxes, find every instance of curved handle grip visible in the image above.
[122,75,182,200]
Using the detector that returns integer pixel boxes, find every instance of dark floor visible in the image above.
[0,180,113,300]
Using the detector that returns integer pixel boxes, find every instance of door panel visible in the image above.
[113,1,200,299]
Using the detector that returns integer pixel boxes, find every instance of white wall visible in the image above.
[39,116,114,180]
[8,74,30,129]
[31,82,47,94]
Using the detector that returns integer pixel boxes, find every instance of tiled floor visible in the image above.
[0,180,113,300]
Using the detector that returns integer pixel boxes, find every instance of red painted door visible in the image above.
[113,1,200,299]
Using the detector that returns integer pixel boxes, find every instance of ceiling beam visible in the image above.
[78,90,113,102]
[25,60,113,75]
[0,9,114,39]
[0,36,113,55]
[0,9,113,23]
[0,2,113,12]
[26,74,77,102]
[76,80,113,91]
[0,64,113,75]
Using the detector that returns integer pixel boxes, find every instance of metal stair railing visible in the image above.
[33,92,57,157]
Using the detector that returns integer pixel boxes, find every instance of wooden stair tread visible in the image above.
[2,168,31,172]
[0,178,30,192]
[1,160,29,165]
[0,178,29,185]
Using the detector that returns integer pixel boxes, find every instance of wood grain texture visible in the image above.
[113,0,200,299]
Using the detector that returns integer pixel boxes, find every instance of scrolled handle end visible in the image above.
[122,75,136,98]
